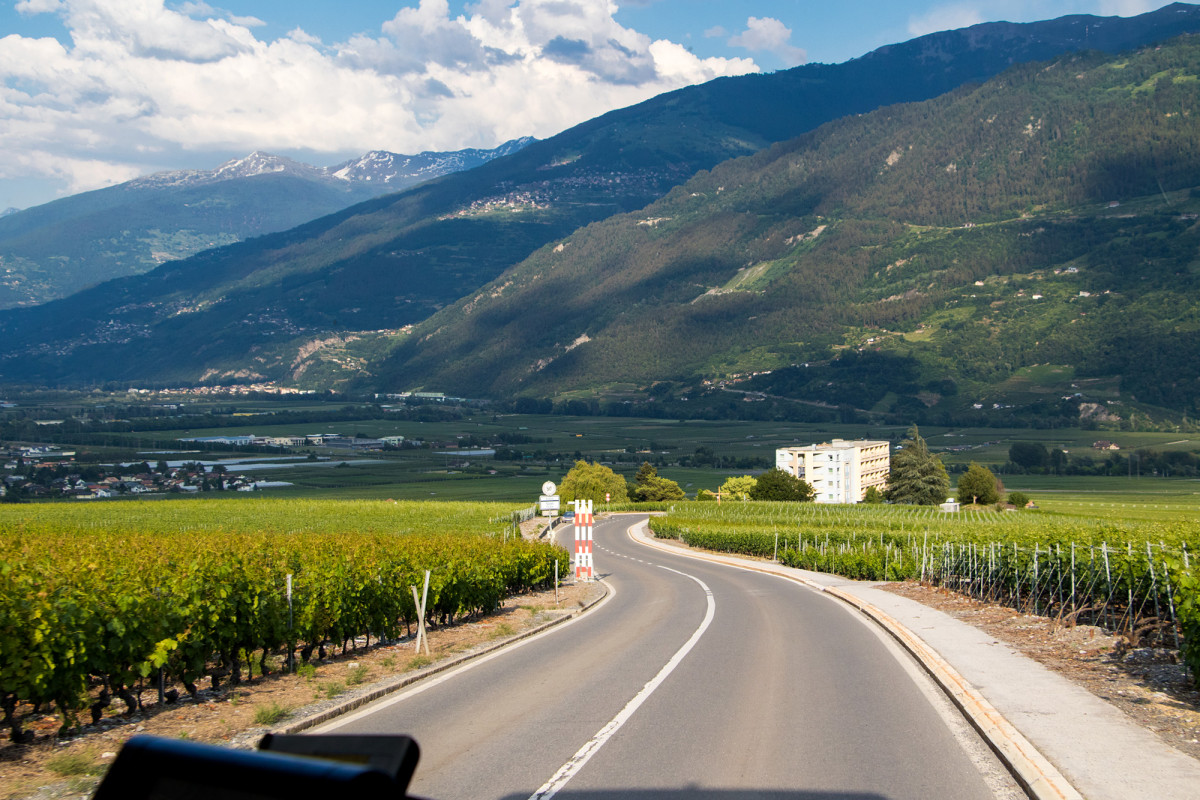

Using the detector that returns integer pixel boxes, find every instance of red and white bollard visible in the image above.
[573,498,594,581]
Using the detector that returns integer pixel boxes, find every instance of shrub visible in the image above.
[1007,491,1031,508]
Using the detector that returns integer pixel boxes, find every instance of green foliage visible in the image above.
[862,486,884,504]
[0,498,567,736]
[46,750,102,777]
[559,460,628,504]
[958,462,1000,505]
[1009,443,1050,470]
[346,664,370,686]
[1007,491,1031,508]
[886,426,950,505]
[748,468,813,502]
[719,475,757,501]
[631,462,685,502]
[1170,561,1200,690]
[253,701,292,726]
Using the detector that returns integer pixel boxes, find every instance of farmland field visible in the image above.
[648,497,1200,687]
[0,498,564,741]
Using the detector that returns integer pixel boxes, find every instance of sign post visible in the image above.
[539,480,560,518]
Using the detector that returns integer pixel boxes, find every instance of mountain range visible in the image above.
[379,36,1200,426]
[0,139,533,309]
[2,3,1200,426]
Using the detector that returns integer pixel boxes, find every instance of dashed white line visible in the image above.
[527,566,716,800]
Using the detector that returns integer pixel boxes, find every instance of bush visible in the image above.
[1007,491,1030,508]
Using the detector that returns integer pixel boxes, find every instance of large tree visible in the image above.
[631,462,685,502]
[748,468,814,502]
[957,462,1000,505]
[719,475,757,501]
[560,460,628,504]
[885,426,950,505]
[1008,442,1050,471]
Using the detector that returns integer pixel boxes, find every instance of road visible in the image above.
[317,514,1020,800]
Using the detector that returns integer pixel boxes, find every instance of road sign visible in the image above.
[539,494,560,516]
[542,481,557,496]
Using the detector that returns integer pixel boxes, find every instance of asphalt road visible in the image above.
[317,514,1018,800]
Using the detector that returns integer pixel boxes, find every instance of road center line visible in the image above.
[528,566,716,800]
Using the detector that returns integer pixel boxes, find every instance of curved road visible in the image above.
[318,514,1019,800]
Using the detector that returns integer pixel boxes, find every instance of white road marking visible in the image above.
[528,565,716,800]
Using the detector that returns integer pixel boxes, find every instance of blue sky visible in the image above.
[0,1,1166,209]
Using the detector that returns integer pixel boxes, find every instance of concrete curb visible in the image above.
[273,581,609,736]
[629,521,1082,800]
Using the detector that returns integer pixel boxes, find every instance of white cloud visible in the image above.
[1098,0,1155,16]
[727,16,806,67]
[15,0,61,14]
[907,4,986,38]
[0,0,759,206]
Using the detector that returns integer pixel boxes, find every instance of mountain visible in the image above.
[373,36,1200,424]
[0,139,533,309]
[2,4,1200,390]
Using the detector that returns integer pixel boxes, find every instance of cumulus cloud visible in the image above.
[727,16,806,67]
[0,0,758,207]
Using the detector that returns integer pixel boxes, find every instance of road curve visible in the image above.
[317,514,1016,800]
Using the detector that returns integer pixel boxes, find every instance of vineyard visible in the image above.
[649,501,1200,688]
[0,498,564,742]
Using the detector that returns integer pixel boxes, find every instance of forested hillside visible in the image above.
[376,38,1200,423]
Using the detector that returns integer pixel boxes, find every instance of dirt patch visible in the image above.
[881,581,1200,761]
[0,577,602,800]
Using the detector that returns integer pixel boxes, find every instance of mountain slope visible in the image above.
[2,4,1200,387]
[0,139,533,309]
[374,36,1200,420]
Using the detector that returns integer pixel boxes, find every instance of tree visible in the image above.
[1009,442,1050,471]
[719,475,757,501]
[957,462,1000,505]
[749,468,814,502]
[862,486,884,504]
[632,462,685,502]
[885,426,949,505]
[636,475,686,502]
[559,460,628,504]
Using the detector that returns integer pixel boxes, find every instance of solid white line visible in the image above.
[527,566,716,800]
[312,579,618,733]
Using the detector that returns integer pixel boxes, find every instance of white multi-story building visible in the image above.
[775,439,890,504]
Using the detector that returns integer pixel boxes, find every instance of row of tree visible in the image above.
[555,426,1021,509]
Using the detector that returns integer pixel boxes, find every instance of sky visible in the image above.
[0,0,1168,210]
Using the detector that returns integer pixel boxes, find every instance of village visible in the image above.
[0,444,260,501]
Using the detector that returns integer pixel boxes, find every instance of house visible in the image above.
[940,498,960,513]
[775,439,890,504]
[1092,440,1120,451]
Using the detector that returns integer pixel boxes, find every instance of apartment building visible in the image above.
[775,439,890,504]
